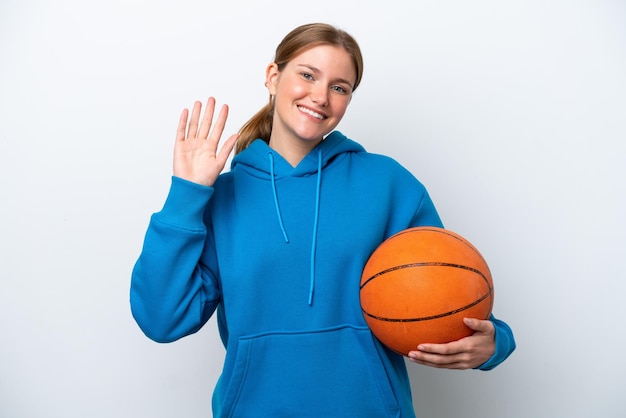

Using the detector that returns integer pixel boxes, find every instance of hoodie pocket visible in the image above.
[220,325,400,418]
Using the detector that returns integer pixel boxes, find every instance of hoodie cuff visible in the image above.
[475,314,516,371]
[155,176,214,230]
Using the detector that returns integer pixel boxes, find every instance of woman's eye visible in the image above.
[301,72,314,80]
[332,85,348,94]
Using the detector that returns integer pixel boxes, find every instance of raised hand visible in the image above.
[173,97,239,186]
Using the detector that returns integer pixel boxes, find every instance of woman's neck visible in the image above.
[268,136,323,167]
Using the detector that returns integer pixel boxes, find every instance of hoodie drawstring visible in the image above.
[268,152,289,243]
[308,148,322,305]
[267,149,322,306]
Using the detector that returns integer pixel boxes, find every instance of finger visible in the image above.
[415,341,464,356]
[408,350,451,365]
[216,133,239,166]
[207,103,230,147]
[408,354,469,370]
[463,317,494,334]
[197,97,217,139]
[186,101,203,138]
[408,347,472,368]
[176,108,189,142]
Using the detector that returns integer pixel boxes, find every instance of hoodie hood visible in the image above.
[230,131,365,179]
[230,131,365,305]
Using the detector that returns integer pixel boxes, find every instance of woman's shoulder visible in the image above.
[352,149,416,177]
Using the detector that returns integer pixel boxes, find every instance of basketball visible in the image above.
[360,226,493,356]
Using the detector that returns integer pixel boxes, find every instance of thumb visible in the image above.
[463,317,492,334]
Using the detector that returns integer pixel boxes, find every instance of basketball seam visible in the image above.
[361,289,493,323]
[360,262,490,289]
[385,227,488,266]
[360,262,493,322]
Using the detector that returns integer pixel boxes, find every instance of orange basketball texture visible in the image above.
[360,227,494,356]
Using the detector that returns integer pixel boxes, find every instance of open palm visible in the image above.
[173,97,238,186]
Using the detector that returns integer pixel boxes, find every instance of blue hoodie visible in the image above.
[130,131,515,417]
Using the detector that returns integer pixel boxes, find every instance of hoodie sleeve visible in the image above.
[476,314,516,370]
[409,188,444,229]
[130,176,221,343]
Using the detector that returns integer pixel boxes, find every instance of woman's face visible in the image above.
[266,44,356,151]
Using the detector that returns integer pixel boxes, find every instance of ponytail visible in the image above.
[236,97,274,154]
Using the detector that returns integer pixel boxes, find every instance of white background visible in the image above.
[1,0,625,417]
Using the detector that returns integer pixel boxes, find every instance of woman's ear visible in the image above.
[265,63,279,96]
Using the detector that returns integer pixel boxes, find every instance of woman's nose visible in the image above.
[310,83,329,107]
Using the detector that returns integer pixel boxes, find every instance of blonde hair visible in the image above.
[235,23,364,154]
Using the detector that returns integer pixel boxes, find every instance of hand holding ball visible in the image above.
[360,227,493,356]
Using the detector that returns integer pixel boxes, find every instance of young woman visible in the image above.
[130,23,515,417]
